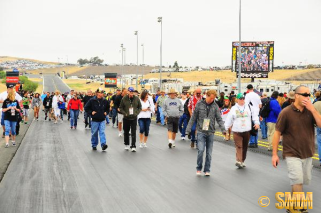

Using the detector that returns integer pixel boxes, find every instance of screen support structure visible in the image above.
[238,0,242,94]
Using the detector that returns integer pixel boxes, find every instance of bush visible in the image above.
[23,80,38,92]
[19,76,28,84]
[0,71,5,79]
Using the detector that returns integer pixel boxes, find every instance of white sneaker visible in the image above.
[143,143,147,148]
[172,141,176,147]
[5,143,9,148]
[12,141,16,146]
[139,143,143,148]
[118,132,122,137]
[124,145,129,150]
[241,162,246,168]
[131,147,136,152]
[181,136,185,140]
[33,118,36,121]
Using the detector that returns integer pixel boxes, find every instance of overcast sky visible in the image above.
[0,0,320,67]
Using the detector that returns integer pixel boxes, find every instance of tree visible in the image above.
[77,58,89,65]
[0,71,6,79]
[307,64,314,69]
[0,67,3,71]
[173,61,179,71]
[89,56,104,65]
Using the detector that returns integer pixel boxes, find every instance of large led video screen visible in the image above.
[232,41,274,78]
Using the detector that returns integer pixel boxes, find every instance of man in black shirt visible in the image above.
[110,89,121,128]
[114,88,127,137]
[43,92,53,121]
[83,90,94,128]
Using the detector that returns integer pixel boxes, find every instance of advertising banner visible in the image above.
[104,73,117,88]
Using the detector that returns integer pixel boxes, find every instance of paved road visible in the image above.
[43,74,70,93]
[0,77,320,213]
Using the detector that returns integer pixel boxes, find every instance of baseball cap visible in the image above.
[96,88,104,93]
[7,84,14,89]
[236,93,245,99]
[128,87,135,92]
[224,96,229,100]
[246,84,253,89]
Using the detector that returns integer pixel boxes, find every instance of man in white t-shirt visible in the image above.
[0,85,23,138]
[245,84,262,148]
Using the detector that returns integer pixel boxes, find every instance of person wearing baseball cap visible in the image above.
[281,91,295,109]
[119,87,142,152]
[84,88,110,151]
[225,93,260,169]
[245,84,262,148]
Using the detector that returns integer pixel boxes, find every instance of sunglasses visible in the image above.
[238,98,245,100]
[296,93,310,97]
[196,93,201,95]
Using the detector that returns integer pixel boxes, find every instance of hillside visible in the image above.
[0,56,58,65]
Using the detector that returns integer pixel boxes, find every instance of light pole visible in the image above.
[158,17,163,90]
[135,31,139,89]
[121,44,124,88]
[238,0,242,94]
[141,44,144,65]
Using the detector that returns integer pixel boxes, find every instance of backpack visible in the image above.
[259,99,271,118]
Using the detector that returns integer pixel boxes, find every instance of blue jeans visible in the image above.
[191,121,197,142]
[111,108,118,125]
[1,112,5,126]
[196,132,214,173]
[317,127,321,163]
[156,107,161,123]
[91,121,106,147]
[105,115,110,124]
[70,109,79,127]
[260,118,268,139]
[138,118,151,136]
[179,113,189,137]
[4,120,17,136]
[84,111,92,127]
[249,134,258,145]
[60,109,64,120]
[159,106,165,125]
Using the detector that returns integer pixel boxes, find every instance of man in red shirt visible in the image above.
[188,88,202,148]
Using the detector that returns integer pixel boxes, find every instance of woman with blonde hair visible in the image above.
[2,90,21,147]
[277,93,286,107]
[52,90,64,124]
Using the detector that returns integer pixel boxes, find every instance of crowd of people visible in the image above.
[1,83,321,212]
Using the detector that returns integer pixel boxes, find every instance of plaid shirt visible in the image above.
[188,95,202,113]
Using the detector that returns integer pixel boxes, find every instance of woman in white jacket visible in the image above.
[52,90,64,124]
[224,93,260,168]
[137,90,155,148]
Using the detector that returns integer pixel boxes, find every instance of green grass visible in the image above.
[67,83,84,88]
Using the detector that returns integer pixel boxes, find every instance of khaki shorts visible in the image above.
[285,157,312,185]
[118,113,124,123]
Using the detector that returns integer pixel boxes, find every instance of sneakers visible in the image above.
[70,126,73,129]
[118,132,122,137]
[168,141,172,149]
[49,119,51,121]
[235,161,242,169]
[204,172,210,176]
[5,143,9,148]
[12,141,16,146]
[181,136,185,140]
[85,123,88,129]
[36,117,39,121]
[172,142,176,148]
[139,143,144,148]
[2,132,4,138]
[143,143,147,148]
[131,147,136,152]
[92,147,97,151]
[241,162,246,168]
[102,144,108,151]
[124,145,130,150]
[196,171,202,176]
[45,116,47,120]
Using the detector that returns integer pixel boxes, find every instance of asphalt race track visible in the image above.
[0,76,320,213]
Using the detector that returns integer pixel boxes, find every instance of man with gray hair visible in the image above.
[272,85,321,209]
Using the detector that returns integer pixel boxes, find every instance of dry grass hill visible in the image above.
[0,56,58,65]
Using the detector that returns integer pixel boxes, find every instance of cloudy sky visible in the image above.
[0,0,320,67]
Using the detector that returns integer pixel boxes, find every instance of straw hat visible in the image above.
[288,91,295,100]
[168,88,178,94]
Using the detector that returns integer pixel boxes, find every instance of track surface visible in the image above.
[0,76,320,213]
